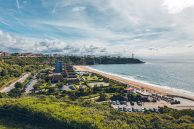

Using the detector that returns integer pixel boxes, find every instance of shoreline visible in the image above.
[74,65,194,101]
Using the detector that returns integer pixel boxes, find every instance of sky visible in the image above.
[0,0,194,58]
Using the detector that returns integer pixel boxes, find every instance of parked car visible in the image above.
[141,108,145,112]
[170,100,180,105]
[127,108,131,112]
[123,107,127,112]
[112,101,116,105]
[153,108,159,113]
[155,108,159,113]
[150,108,155,112]
[133,108,138,112]
[130,101,134,106]
[118,107,123,111]
[116,100,120,105]
[137,101,142,106]
[120,101,127,105]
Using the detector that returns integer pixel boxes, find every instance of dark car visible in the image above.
[137,101,142,106]
[130,101,134,106]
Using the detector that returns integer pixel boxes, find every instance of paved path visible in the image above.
[0,73,30,93]
[25,78,37,93]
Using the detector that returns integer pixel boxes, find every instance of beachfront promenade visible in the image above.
[74,65,194,110]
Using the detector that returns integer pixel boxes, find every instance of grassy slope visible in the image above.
[0,61,21,88]
[0,97,194,129]
[0,117,43,129]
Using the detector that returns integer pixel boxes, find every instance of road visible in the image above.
[0,73,30,93]
[25,78,37,93]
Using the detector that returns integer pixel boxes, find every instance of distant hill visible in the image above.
[63,56,145,65]
[1,56,144,65]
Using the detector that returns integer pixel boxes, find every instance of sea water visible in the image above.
[90,59,194,94]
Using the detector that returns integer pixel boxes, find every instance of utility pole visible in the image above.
[132,53,135,59]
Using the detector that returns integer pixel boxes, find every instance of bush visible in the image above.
[98,93,107,102]
[0,97,194,129]
[15,82,23,89]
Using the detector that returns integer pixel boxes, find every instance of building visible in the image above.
[51,73,64,83]
[64,65,76,78]
[64,64,78,83]
[132,53,135,58]
[18,53,45,57]
[55,60,63,73]
[0,51,10,57]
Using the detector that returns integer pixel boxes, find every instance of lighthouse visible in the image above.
[132,53,135,59]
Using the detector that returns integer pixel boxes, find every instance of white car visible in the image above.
[127,108,131,112]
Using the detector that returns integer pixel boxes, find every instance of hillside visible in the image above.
[0,61,23,88]
[1,56,144,66]
[0,96,193,129]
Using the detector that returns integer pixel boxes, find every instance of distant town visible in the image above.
[0,51,52,57]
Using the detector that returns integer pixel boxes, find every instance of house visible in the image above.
[51,73,64,83]
[0,51,10,57]
[60,85,75,91]
[18,53,45,57]
[63,64,78,83]
[76,71,89,76]
[65,78,79,83]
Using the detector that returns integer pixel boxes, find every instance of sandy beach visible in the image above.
[74,65,194,102]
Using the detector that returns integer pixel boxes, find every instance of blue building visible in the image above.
[55,60,63,73]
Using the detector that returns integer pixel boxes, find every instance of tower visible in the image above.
[132,53,135,59]
[55,60,63,73]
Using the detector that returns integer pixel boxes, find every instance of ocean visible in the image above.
[90,59,194,94]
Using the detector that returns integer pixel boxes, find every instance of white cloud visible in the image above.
[1,29,194,58]
[72,6,86,12]
[0,30,109,55]
[108,0,141,25]
[36,20,130,41]
[1,0,194,58]
[162,0,194,14]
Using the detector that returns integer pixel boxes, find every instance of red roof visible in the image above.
[126,88,135,91]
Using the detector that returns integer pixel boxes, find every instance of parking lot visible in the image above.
[111,100,160,113]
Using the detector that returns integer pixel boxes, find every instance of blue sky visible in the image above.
[0,0,194,58]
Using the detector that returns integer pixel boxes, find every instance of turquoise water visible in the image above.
[90,59,194,93]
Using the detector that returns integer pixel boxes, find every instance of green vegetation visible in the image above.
[1,55,144,66]
[68,56,144,65]
[0,97,193,129]
[0,57,51,89]
[1,56,194,129]
[0,60,23,88]
[8,76,31,97]
[31,71,128,102]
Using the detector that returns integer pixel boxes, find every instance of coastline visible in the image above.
[74,65,194,101]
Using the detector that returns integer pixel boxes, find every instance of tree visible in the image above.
[8,88,21,97]
[0,93,9,98]
[93,85,101,93]
[57,82,63,88]
[98,93,107,101]
[111,93,127,101]
[48,87,56,94]
[1,69,8,76]
[45,75,50,82]
[15,82,23,89]
[32,84,39,93]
